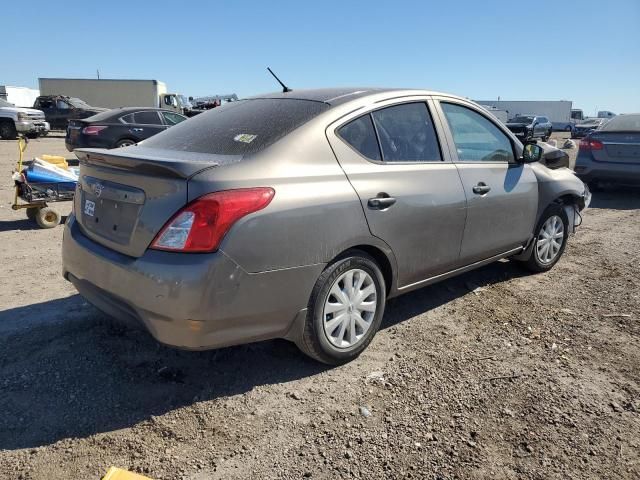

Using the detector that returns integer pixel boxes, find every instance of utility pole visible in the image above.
[97,69,100,79]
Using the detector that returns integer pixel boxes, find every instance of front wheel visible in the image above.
[298,251,386,365]
[518,204,569,273]
[0,121,17,140]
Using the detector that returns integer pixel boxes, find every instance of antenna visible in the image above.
[267,67,292,93]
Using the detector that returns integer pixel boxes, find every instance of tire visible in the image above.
[298,250,386,365]
[115,139,136,148]
[0,121,17,140]
[26,207,39,221]
[36,207,61,229]
[565,125,572,132]
[518,204,569,273]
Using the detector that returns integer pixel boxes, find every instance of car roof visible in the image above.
[250,88,402,106]
[84,107,180,122]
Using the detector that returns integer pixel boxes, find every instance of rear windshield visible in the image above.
[601,114,640,132]
[141,98,330,155]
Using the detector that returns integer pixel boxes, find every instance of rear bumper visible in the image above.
[62,215,324,350]
[575,155,640,185]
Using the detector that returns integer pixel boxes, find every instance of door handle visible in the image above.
[368,193,396,210]
[472,183,491,195]
[132,128,144,132]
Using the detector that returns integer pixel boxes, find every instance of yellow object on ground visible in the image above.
[40,154,69,169]
[102,467,154,480]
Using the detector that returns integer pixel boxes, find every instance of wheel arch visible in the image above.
[332,242,397,297]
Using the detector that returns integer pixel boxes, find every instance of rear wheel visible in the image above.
[36,207,61,229]
[565,125,572,132]
[115,139,136,148]
[26,207,39,220]
[0,121,17,140]
[518,204,569,273]
[298,251,386,365]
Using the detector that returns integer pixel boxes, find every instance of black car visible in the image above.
[33,95,105,130]
[65,107,187,151]
[505,115,553,142]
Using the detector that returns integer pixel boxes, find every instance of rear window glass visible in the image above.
[601,114,640,131]
[142,99,330,155]
[339,115,381,161]
[371,103,442,162]
[134,111,162,125]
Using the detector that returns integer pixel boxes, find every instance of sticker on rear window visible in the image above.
[234,134,257,144]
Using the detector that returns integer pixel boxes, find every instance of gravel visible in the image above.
[0,135,638,479]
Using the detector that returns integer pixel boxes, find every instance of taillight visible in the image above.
[579,138,603,151]
[150,188,275,253]
[82,125,107,135]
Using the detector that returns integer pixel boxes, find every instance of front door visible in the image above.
[434,99,538,265]
[326,98,467,288]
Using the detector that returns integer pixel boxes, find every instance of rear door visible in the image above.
[326,98,467,289]
[433,99,538,265]
[124,111,166,142]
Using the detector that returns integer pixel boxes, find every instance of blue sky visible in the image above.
[4,0,639,114]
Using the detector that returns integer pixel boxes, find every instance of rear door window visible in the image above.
[338,114,381,161]
[441,102,515,163]
[371,103,442,162]
[133,111,162,125]
[142,99,330,155]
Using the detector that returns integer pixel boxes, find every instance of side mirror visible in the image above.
[522,143,543,163]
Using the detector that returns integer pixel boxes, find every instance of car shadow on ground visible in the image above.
[0,260,527,450]
[589,187,640,210]
[0,216,68,232]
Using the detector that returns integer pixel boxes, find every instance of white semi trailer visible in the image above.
[474,100,584,131]
[38,78,186,113]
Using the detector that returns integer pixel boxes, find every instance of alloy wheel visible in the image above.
[536,215,564,264]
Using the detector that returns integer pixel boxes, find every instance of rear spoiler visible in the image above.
[74,147,230,179]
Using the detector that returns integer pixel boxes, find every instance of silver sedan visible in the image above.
[62,88,590,364]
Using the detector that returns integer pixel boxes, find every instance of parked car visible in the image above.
[65,107,187,151]
[62,88,590,365]
[0,98,49,139]
[575,113,640,188]
[572,118,608,138]
[33,95,105,130]
[505,115,553,142]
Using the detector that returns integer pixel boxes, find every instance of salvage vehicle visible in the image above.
[33,95,105,130]
[572,118,608,138]
[66,107,187,151]
[62,88,590,365]
[575,113,640,188]
[0,98,49,139]
[505,115,553,142]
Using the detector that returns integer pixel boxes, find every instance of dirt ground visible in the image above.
[0,134,638,480]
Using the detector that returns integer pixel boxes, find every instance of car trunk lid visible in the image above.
[74,147,238,257]
[590,131,640,164]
